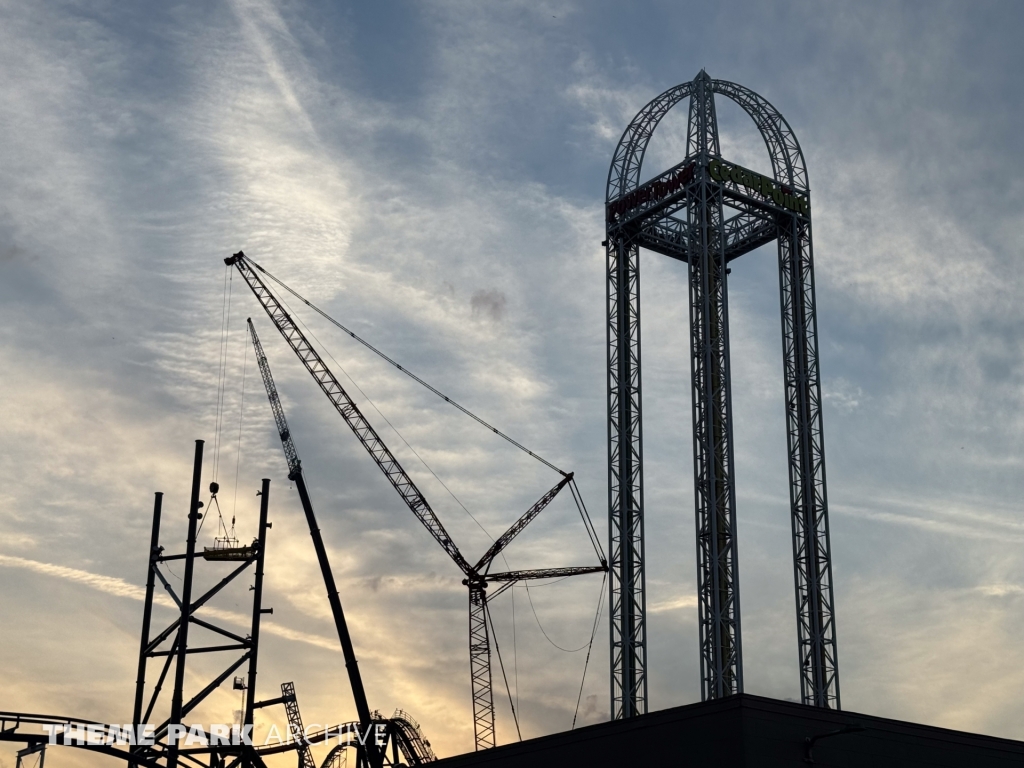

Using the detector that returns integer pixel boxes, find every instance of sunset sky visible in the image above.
[3,1,1024,764]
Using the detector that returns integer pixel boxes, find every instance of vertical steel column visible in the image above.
[168,440,204,768]
[244,479,271,724]
[606,234,646,719]
[468,584,495,749]
[15,743,45,768]
[778,214,840,708]
[133,493,162,723]
[686,74,743,699]
[131,493,162,768]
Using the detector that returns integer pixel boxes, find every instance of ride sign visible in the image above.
[708,158,809,216]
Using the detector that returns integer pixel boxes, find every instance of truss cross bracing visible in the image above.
[605,70,839,715]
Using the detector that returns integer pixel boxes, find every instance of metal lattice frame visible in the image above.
[605,70,839,713]
[281,683,316,768]
[778,215,838,708]
[468,586,495,750]
[606,235,646,719]
[685,73,743,699]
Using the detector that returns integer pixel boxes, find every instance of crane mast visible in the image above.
[251,319,301,479]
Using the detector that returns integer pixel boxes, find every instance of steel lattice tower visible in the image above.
[606,70,839,714]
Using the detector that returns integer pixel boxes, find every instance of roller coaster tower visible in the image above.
[605,70,839,717]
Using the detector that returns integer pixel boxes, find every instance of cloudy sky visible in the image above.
[3,0,1024,763]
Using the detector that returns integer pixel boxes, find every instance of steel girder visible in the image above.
[605,70,840,713]
[633,208,776,264]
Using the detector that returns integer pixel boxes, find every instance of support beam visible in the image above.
[686,72,743,700]
[244,479,271,725]
[606,234,647,719]
[778,215,840,708]
[132,492,162,768]
[168,441,203,768]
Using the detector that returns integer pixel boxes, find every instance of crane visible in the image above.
[228,251,607,750]
[248,319,383,768]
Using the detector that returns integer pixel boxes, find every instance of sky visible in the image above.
[2,0,1024,763]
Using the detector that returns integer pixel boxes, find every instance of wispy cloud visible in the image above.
[0,555,339,651]
[649,594,698,613]
[3,0,1024,757]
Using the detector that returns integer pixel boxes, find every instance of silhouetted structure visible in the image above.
[433,695,1024,767]
[605,70,838,716]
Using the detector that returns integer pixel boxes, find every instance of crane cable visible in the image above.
[523,580,595,654]
[231,326,251,521]
[246,259,566,477]
[498,571,607,734]
[212,265,235,484]
[269,284,499,544]
[245,257,606,563]
[572,570,607,730]
[569,477,606,564]
[486,604,522,742]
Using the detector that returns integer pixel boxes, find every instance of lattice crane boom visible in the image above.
[474,473,573,573]
[280,682,316,768]
[228,252,474,577]
[248,318,378,767]
[486,565,608,582]
[250,319,301,480]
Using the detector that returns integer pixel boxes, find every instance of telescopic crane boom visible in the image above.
[248,319,380,768]
[229,251,606,751]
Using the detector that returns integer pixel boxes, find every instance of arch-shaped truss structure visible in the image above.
[605,70,838,717]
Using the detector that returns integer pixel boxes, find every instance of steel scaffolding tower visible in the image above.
[130,441,274,768]
[605,70,839,712]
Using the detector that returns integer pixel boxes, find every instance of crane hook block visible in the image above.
[209,481,220,495]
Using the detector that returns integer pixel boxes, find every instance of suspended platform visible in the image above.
[202,543,255,561]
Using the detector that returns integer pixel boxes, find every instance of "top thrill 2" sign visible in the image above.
[606,158,809,223]
[708,158,809,216]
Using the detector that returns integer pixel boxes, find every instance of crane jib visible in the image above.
[227,252,474,577]
[248,319,301,478]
